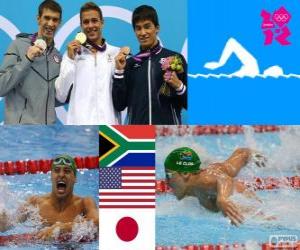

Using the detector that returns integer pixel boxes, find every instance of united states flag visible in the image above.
[99,167,156,209]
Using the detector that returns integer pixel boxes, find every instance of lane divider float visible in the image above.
[156,125,281,136]
[156,176,300,193]
[0,232,97,246]
[156,241,300,250]
[0,156,98,175]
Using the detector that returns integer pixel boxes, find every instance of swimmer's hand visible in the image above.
[36,222,72,241]
[36,225,58,241]
[217,198,244,226]
[115,47,131,70]
[251,151,267,168]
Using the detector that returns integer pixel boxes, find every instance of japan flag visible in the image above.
[100,209,155,250]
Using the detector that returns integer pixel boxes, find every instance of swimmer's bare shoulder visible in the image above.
[197,168,219,188]
[70,195,88,208]
[69,195,97,215]
[82,196,97,209]
[26,194,50,206]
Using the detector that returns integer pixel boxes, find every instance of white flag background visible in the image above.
[100,209,155,250]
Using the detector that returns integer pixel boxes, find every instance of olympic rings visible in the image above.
[273,13,289,22]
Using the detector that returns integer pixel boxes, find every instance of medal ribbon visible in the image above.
[133,42,162,62]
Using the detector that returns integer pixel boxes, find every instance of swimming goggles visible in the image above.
[53,156,73,166]
[166,171,175,180]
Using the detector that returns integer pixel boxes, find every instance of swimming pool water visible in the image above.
[0,125,98,162]
[157,189,300,246]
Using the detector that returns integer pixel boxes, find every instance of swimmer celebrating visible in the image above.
[164,147,267,226]
[0,155,98,240]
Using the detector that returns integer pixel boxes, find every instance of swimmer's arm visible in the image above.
[83,197,99,228]
[222,148,252,177]
[216,175,244,226]
[216,175,234,204]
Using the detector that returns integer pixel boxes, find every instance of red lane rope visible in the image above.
[156,242,300,250]
[156,176,300,193]
[0,233,97,246]
[0,156,98,175]
[0,233,34,246]
[156,125,281,136]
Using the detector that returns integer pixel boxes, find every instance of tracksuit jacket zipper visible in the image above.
[45,53,49,124]
[18,98,27,123]
[148,57,152,125]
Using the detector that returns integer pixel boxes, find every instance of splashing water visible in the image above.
[0,177,19,211]
[71,215,98,242]
[0,177,44,236]
[269,126,300,175]
[22,205,43,230]
[243,126,258,150]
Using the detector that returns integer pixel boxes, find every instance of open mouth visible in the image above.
[56,181,67,194]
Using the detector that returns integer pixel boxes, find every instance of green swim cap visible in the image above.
[52,154,77,176]
[164,147,201,173]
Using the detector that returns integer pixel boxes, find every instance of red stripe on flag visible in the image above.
[122,173,155,176]
[112,125,155,139]
[99,192,154,196]
[122,180,156,183]
[122,186,155,189]
[99,205,155,208]
[100,199,155,202]
[122,167,155,170]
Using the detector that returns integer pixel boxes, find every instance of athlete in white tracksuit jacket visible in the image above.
[55,43,120,125]
[55,2,120,125]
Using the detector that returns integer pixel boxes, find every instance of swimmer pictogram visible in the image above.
[190,38,300,79]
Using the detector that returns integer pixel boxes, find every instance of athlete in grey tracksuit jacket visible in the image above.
[0,33,61,124]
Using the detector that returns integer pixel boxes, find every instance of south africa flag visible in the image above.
[99,126,155,167]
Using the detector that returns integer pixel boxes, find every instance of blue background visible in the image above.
[0,0,187,124]
[189,0,300,124]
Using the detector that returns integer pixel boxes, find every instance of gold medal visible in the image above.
[75,32,87,45]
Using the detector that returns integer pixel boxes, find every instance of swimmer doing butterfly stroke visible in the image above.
[164,147,275,226]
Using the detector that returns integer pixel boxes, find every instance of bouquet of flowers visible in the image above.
[159,55,184,96]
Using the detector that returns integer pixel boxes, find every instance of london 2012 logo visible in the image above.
[261,6,291,46]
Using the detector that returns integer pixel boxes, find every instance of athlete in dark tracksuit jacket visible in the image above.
[112,43,187,125]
